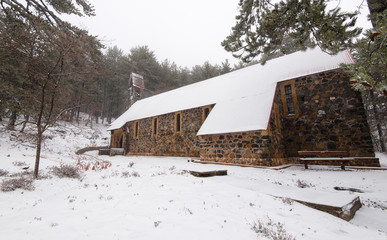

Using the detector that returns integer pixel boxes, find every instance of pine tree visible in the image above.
[222,0,361,63]
[222,0,386,95]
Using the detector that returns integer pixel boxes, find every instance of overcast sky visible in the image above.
[64,0,372,68]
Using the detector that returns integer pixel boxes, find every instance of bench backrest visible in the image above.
[298,151,349,157]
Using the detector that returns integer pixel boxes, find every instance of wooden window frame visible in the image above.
[280,81,298,116]
[202,106,211,123]
[284,85,295,114]
[152,117,158,137]
[134,120,139,138]
[175,112,182,133]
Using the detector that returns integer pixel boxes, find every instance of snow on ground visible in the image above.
[0,119,386,240]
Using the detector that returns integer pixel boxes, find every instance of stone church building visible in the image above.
[108,48,379,167]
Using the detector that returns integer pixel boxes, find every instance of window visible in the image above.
[134,121,139,138]
[204,108,210,118]
[202,106,211,122]
[152,117,158,137]
[175,112,181,133]
[284,85,295,115]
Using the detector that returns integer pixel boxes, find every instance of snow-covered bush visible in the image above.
[51,164,81,179]
[296,179,314,188]
[12,161,27,166]
[121,171,130,178]
[250,217,296,240]
[1,177,35,192]
[0,169,8,177]
[131,171,140,177]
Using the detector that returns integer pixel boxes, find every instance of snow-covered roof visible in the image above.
[107,48,354,134]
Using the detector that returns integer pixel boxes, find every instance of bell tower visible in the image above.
[128,73,144,108]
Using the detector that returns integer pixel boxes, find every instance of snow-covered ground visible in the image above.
[0,119,386,240]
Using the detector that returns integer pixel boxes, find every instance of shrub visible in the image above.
[0,169,8,177]
[296,179,314,188]
[1,177,35,192]
[51,164,81,179]
[12,161,27,166]
[250,217,296,240]
[128,162,135,168]
[77,158,112,171]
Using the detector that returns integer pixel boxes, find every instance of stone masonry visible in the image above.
[279,69,375,158]
[122,68,378,167]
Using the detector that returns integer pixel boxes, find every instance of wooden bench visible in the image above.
[298,151,355,170]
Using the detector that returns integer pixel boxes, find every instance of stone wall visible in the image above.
[198,88,287,166]
[278,69,375,158]
[125,106,208,157]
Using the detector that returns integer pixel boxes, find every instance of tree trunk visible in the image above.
[7,110,17,130]
[20,115,29,133]
[34,81,47,179]
[75,82,85,123]
[369,91,386,152]
[34,129,43,179]
[95,112,99,124]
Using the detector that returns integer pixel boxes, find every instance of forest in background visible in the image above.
[86,45,243,125]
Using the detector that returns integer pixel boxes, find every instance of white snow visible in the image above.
[108,48,355,135]
[1,119,386,240]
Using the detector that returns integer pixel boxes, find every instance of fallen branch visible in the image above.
[189,170,227,177]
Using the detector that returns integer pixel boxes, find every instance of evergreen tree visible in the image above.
[129,46,161,92]
[222,0,386,94]
[222,0,361,63]
[101,46,131,123]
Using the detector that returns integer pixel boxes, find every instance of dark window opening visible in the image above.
[204,108,210,119]
[176,113,181,132]
[119,135,123,148]
[153,118,158,136]
[134,121,139,138]
[285,85,295,115]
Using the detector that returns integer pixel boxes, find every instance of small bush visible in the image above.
[9,170,33,178]
[0,169,9,177]
[296,179,314,188]
[128,162,135,168]
[12,161,27,166]
[1,177,35,192]
[51,164,81,179]
[122,171,130,178]
[77,158,112,171]
[121,171,140,178]
[251,217,296,240]
[281,198,294,205]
